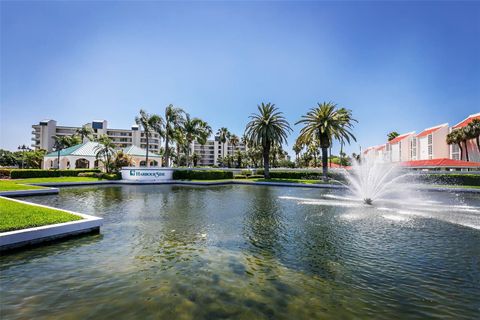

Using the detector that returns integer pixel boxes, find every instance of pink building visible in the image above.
[386,132,415,162]
[415,123,449,160]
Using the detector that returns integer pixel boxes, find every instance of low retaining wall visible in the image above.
[0,197,103,251]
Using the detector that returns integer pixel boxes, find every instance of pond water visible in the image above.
[1,185,480,319]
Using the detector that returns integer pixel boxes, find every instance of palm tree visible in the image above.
[447,129,464,160]
[468,119,480,152]
[135,109,162,167]
[52,135,71,169]
[95,135,116,173]
[217,127,230,161]
[182,113,207,167]
[229,134,239,155]
[75,126,94,142]
[173,127,188,166]
[387,131,399,141]
[197,120,212,145]
[293,141,302,163]
[244,103,292,178]
[460,127,471,162]
[296,102,356,181]
[162,104,184,167]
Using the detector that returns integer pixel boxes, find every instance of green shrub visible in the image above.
[234,174,247,179]
[241,170,252,177]
[248,175,265,179]
[101,172,121,180]
[10,169,101,179]
[254,170,345,181]
[418,174,480,186]
[173,170,234,180]
[77,172,101,178]
[0,169,11,178]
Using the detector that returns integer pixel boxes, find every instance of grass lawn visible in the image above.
[0,197,82,232]
[0,177,104,192]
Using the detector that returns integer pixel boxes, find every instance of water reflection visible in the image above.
[1,185,479,319]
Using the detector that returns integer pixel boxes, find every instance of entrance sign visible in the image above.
[121,167,173,181]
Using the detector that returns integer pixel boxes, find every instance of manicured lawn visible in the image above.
[432,184,480,189]
[0,197,82,232]
[0,180,45,191]
[14,177,103,184]
[0,177,103,192]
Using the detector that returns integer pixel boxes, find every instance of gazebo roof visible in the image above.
[123,145,161,158]
[45,141,101,158]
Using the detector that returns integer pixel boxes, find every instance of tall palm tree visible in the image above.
[447,129,464,161]
[95,135,116,173]
[244,103,292,178]
[135,109,162,167]
[162,104,184,167]
[468,119,480,152]
[173,127,188,166]
[296,102,356,181]
[52,135,72,169]
[460,126,471,162]
[182,113,207,167]
[229,134,239,155]
[217,127,230,161]
[293,141,303,163]
[197,120,212,145]
[75,126,94,142]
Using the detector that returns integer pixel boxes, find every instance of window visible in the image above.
[427,134,433,159]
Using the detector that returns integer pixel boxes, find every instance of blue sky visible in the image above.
[1,1,479,156]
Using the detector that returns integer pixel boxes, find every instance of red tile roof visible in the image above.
[453,113,480,129]
[388,132,414,144]
[400,158,480,168]
[416,124,447,138]
[376,145,385,150]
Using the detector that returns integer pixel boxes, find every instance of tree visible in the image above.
[245,103,292,178]
[468,119,480,152]
[135,109,162,167]
[0,149,18,167]
[387,131,399,141]
[173,127,188,166]
[182,113,207,167]
[296,102,356,181]
[52,135,76,169]
[192,153,200,167]
[292,141,303,164]
[161,104,184,167]
[460,126,471,162]
[112,150,133,172]
[217,127,230,162]
[95,135,116,173]
[446,129,464,160]
[75,126,94,142]
[229,134,239,155]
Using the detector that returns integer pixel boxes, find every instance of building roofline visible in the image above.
[453,112,480,128]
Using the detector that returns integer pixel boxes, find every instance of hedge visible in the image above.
[418,174,480,186]
[255,170,345,181]
[173,170,234,180]
[10,169,101,179]
[0,169,10,178]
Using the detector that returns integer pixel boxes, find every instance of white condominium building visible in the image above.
[190,137,247,166]
[32,119,162,152]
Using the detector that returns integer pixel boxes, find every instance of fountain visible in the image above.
[342,157,412,205]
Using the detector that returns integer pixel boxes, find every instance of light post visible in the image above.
[17,144,31,169]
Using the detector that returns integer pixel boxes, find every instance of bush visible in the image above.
[101,173,121,180]
[418,174,480,186]
[173,170,234,180]
[234,174,247,179]
[253,170,345,181]
[10,169,101,179]
[241,170,253,177]
[248,175,265,179]
[0,169,11,178]
[77,172,101,178]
